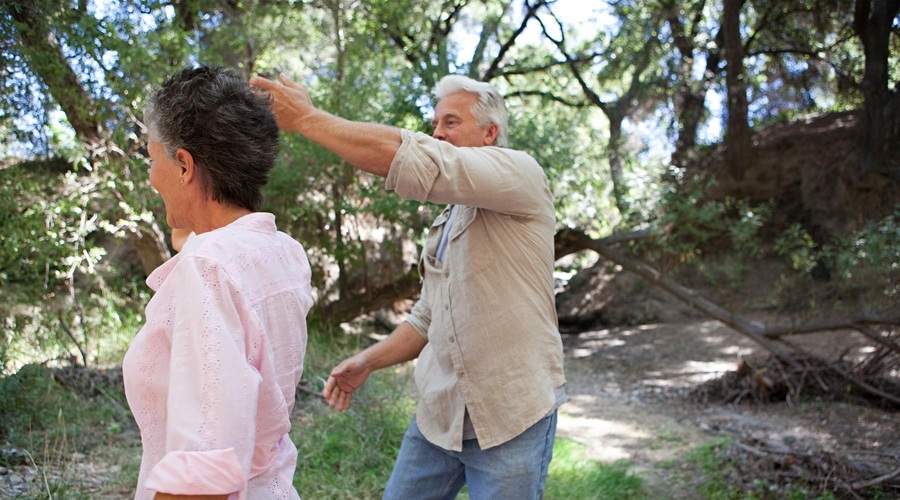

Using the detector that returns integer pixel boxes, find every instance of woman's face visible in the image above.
[148,139,188,230]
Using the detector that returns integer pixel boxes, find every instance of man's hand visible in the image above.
[249,74,315,134]
[323,354,371,412]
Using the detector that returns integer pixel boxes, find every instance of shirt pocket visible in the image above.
[448,207,497,280]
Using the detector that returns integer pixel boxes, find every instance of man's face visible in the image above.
[431,92,498,147]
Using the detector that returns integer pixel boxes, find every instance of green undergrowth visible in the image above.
[0,362,141,497]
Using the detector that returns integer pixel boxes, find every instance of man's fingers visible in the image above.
[323,376,335,399]
[278,73,303,90]
[249,76,275,90]
[338,391,351,411]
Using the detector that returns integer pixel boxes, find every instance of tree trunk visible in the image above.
[673,92,706,165]
[129,224,172,276]
[317,271,421,326]
[5,0,103,146]
[854,0,900,177]
[608,117,629,218]
[664,2,714,168]
[722,0,752,181]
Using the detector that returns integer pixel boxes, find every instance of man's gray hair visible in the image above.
[434,75,509,147]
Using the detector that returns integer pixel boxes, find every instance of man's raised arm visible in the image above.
[250,74,402,178]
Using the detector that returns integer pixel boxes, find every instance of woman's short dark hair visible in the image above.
[145,66,279,211]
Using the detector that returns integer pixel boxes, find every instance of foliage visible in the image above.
[0,162,150,373]
[775,211,900,311]
[290,326,413,498]
[640,172,773,286]
[827,211,900,300]
[510,95,614,235]
[633,170,899,317]
[0,0,897,359]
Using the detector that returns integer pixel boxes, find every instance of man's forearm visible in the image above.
[292,108,402,178]
[361,321,427,371]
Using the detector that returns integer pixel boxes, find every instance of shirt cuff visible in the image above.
[145,448,244,496]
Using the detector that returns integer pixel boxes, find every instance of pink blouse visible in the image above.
[123,213,313,499]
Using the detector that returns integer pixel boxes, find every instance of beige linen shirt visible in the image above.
[386,130,567,452]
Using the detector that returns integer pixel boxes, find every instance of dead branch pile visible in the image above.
[691,350,900,410]
[723,436,900,499]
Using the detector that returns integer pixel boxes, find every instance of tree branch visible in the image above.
[555,228,801,367]
[481,0,547,80]
[505,89,590,108]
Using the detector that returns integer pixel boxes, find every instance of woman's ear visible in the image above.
[174,148,195,184]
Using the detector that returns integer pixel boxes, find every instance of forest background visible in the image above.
[0,0,898,498]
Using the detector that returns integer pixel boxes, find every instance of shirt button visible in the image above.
[448,336,455,343]
[444,304,449,310]
[457,372,464,379]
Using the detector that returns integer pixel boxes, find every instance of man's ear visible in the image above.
[174,148,195,184]
[483,123,500,146]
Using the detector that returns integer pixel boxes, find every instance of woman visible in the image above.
[123,66,313,500]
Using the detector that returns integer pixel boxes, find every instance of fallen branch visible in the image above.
[556,228,801,369]
[556,227,900,406]
[851,466,900,490]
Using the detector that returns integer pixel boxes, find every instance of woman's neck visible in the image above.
[190,202,253,235]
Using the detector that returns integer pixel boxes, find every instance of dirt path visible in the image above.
[556,320,900,498]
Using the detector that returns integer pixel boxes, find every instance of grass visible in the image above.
[545,439,645,499]
[1,324,648,499]
[291,326,414,498]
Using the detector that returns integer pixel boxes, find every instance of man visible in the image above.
[251,73,567,500]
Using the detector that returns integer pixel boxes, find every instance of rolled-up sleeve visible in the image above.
[386,130,550,217]
[405,290,433,340]
[146,256,262,496]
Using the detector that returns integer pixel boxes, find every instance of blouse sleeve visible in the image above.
[144,255,262,496]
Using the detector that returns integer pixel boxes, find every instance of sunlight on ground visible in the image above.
[556,414,644,461]
[554,392,702,466]
[646,360,739,386]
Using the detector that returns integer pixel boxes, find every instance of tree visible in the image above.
[722,0,752,180]
[1,0,177,275]
[854,0,900,177]
[528,1,669,221]
[1,0,897,344]
[661,0,721,167]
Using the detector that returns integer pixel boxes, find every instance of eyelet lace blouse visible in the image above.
[124,213,313,499]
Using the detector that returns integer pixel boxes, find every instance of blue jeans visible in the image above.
[382,411,558,500]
